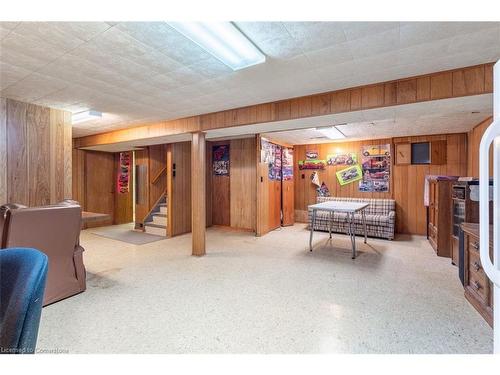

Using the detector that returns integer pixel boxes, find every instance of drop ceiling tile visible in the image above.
[188,56,233,79]
[447,27,500,55]
[116,22,213,66]
[0,62,33,90]
[1,31,67,63]
[346,28,400,60]
[341,22,399,41]
[0,73,68,102]
[234,22,288,43]
[283,22,346,52]
[305,42,354,67]
[13,22,89,51]
[255,35,304,60]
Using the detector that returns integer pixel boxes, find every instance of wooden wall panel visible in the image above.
[72,148,86,207]
[0,98,7,205]
[134,148,150,226]
[6,99,28,204]
[230,138,256,230]
[294,133,468,235]
[452,65,485,96]
[84,151,115,228]
[209,141,230,226]
[27,103,50,206]
[467,117,494,178]
[212,176,230,226]
[170,141,192,236]
[2,99,71,206]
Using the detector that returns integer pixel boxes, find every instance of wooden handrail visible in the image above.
[151,166,166,184]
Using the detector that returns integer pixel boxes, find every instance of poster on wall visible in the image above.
[260,138,273,164]
[359,144,391,192]
[282,148,293,181]
[326,152,357,166]
[336,165,362,186]
[213,144,230,176]
[305,150,319,160]
[117,152,130,194]
[298,159,326,170]
[268,144,282,181]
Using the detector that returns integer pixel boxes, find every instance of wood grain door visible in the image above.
[84,151,115,227]
[268,181,281,230]
[282,180,294,226]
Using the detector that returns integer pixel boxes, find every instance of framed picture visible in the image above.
[336,165,362,186]
[359,144,391,192]
[213,144,230,176]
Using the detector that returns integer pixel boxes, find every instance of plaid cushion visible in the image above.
[310,197,396,239]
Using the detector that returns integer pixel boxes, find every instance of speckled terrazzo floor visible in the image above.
[37,224,493,353]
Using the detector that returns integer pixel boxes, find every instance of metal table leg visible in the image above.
[328,211,333,239]
[351,212,357,259]
[309,209,316,252]
[362,210,367,244]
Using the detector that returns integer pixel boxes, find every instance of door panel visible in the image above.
[84,151,115,228]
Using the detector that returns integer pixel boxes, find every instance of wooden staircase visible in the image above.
[144,196,167,233]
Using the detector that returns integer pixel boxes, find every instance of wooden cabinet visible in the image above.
[395,143,411,164]
[428,179,452,257]
[462,223,493,327]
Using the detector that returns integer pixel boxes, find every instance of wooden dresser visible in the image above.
[428,178,452,257]
[461,222,494,327]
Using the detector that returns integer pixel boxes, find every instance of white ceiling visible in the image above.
[1,21,499,138]
[81,94,492,152]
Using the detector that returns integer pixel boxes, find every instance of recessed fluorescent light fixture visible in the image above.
[167,22,266,71]
[315,126,346,140]
[72,110,102,124]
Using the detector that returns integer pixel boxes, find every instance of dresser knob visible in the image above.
[473,262,481,272]
[472,280,481,290]
[471,242,480,251]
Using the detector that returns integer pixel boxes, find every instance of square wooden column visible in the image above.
[191,131,206,256]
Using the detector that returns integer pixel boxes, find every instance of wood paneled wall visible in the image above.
[167,141,192,236]
[393,134,467,234]
[294,139,392,222]
[294,134,468,235]
[207,137,257,231]
[230,138,257,230]
[74,63,494,148]
[467,117,494,178]
[0,98,71,206]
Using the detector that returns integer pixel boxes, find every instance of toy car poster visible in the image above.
[336,165,362,186]
[326,152,357,166]
[305,150,319,160]
[213,144,230,176]
[359,144,391,192]
[282,148,293,181]
[298,160,326,170]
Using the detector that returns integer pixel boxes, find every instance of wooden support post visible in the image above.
[191,132,206,256]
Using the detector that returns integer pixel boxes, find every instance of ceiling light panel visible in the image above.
[167,22,266,70]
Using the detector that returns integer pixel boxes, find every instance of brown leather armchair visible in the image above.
[0,200,86,306]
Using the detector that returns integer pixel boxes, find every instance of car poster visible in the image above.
[305,150,319,160]
[359,144,391,192]
[326,152,357,166]
[260,138,273,164]
[282,147,293,181]
[336,165,363,186]
[269,144,282,181]
[117,152,130,194]
[213,144,230,176]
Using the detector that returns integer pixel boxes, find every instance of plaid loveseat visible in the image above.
[308,197,396,240]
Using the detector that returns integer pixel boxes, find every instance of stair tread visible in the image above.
[152,213,167,217]
[159,203,167,207]
[144,222,166,229]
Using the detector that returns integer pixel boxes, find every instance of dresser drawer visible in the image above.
[468,250,484,275]
[468,236,480,253]
[468,268,489,304]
